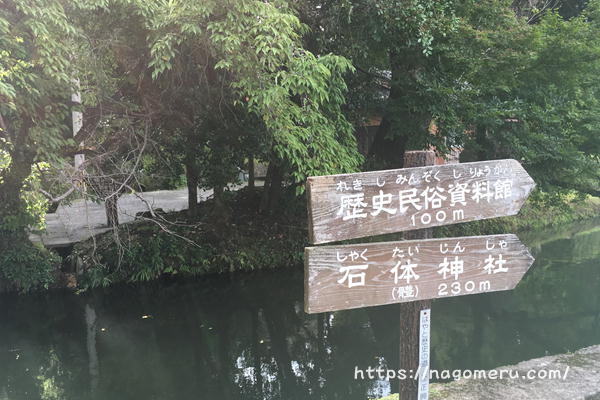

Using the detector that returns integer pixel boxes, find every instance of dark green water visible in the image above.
[1,219,599,400]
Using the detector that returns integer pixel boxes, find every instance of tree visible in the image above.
[0,0,365,287]
[73,0,363,218]
[297,0,460,168]
[0,0,76,235]
[462,1,600,197]
[300,0,599,197]
[0,0,79,289]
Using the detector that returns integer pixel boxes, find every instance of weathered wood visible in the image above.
[304,234,535,313]
[306,159,536,244]
[404,150,436,169]
[399,150,435,400]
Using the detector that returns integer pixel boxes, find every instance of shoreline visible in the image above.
[377,344,600,400]
[10,192,600,292]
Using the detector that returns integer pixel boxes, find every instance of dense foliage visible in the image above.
[299,0,600,196]
[0,0,599,290]
[0,0,77,290]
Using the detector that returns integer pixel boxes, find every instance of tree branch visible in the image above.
[39,186,78,204]
[0,112,8,138]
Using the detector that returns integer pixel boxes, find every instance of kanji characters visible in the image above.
[483,254,508,274]
[394,285,417,299]
[371,190,397,216]
[399,188,422,213]
[391,259,420,284]
[448,182,470,206]
[438,256,464,280]
[421,186,447,209]
[338,265,369,288]
[494,179,512,199]
[471,181,493,203]
[338,193,368,220]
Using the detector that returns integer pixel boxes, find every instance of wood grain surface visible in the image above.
[304,234,535,313]
[306,159,536,244]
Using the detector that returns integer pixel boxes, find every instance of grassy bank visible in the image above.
[70,189,600,290]
[71,188,308,289]
[438,193,600,238]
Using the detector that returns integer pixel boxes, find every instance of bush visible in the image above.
[0,238,59,292]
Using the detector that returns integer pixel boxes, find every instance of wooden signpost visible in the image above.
[306,159,536,244]
[304,234,534,313]
[304,153,537,400]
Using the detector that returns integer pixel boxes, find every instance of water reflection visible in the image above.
[0,219,599,399]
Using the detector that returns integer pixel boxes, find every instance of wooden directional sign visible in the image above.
[304,234,534,313]
[306,159,536,244]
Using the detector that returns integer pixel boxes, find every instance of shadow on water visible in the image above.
[0,218,599,399]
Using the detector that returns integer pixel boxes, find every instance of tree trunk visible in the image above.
[259,162,273,213]
[185,159,200,219]
[369,114,409,168]
[267,162,283,212]
[259,160,283,214]
[105,195,119,227]
[210,183,232,233]
[248,156,255,190]
[368,50,430,168]
[213,183,225,211]
[0,144,35,239]
[0,180,25,229]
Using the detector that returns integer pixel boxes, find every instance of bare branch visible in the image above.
[39,186,77,204]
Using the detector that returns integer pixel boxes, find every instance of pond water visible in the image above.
[1,219,599,400]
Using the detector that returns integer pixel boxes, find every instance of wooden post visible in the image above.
[399,150,436,400]
[303,147,536,399]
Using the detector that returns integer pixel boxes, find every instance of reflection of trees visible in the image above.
[0,292,88,400]
[430,226,600,373]
[85,304,99,397]
[36,349,66,400]
[0,222,598,399]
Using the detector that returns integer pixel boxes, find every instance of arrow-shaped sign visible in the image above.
[306,159,536,244]
[304,234,535,313]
